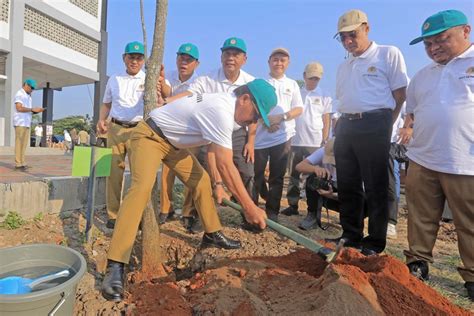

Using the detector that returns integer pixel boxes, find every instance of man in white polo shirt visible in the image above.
[13,78,45,170]
[159,43,201,228]
[254,48,303,222]
[331,9,408,255]
[101,79,277,302]
[282,61,333,218]
[402,10,473,301]
[186,37,257,201]
[97,41,146,229]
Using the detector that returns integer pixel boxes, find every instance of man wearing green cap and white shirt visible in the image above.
[159,43,202,228]
[13,78,45,170]
[402,10,474,301]
[102,79,277,302]
[97,41,146,229]
[254,47,303,222]
[331,9,408,256]
[186,37,257,204]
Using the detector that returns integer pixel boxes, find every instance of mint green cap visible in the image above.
[124,41,145,54]
[246,79,277,127]
[221,37,247,53]
[177,43,199,60]
[410,10,468,45]
[24,78,37,90]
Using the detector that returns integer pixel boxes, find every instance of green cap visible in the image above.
[246,79,277,127]
[177,43,199,60]
[221,37,247,53]
[124,41,145,54]
[24,78,37,90]
[410,10,468,45]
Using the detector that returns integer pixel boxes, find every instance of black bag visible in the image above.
[390,143,408,163]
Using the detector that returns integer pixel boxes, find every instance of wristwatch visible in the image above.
[282,113,289,121]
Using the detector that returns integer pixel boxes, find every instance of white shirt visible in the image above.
[292,86,333,147]
[34,125,43,137]
[165,70,198,96]
[103,70,145,122]
[336,42,408,113]
[64,131,72,142]
[13,88,33,127]
[406,45,474,175]
[391,104,406,143]
[150,93,236,149]
[188,68,255,94]
[254,75,303,149]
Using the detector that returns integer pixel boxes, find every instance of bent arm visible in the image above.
[391,87,407,124]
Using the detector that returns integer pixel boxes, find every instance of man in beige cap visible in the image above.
[254,47,303,223]
[282,61,333,219]
[331,9,408,255]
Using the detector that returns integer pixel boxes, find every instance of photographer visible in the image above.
[296,138,338,230]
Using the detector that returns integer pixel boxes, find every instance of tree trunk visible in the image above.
[140,0,168,277]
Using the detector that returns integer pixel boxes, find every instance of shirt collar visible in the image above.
[218,68,249,85]
[269,74,287,82]
[350,41,377,60]
[122,69,145,79]
[172,70,198,84]
[431,44,474,68]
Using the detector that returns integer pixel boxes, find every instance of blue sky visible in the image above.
[37,0,473,119]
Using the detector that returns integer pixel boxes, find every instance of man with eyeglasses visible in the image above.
[402,10,474,301]
[97,41,146,229]
[159,43,202,230]
[330,10,408,256]
[101,79,276,302]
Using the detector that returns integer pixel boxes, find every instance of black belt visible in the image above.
[340,108,391,120]
[111,117,139,128]
[145,118,178,150]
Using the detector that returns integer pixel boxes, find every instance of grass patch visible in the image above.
[1,212,25,230]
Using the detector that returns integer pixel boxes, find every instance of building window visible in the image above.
[69,0,99,18]
[24,6,99,59]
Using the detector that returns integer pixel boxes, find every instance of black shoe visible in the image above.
[325,237,361,249]
[106,219,116,229]
[159,211,175,224]
[101,260,125,302]
[299,211,318,230]
[14,166,28,171]
[361,247,378,256]
[201,231,241,249]
[281,205,299,216]
[182,216,200,234]
[407,260,429,281]
[465,282,474,301]
[267,212,279,223]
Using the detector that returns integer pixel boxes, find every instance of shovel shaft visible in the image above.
[222,199,335,262]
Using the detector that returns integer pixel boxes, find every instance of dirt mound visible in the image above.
[127,248,470,315]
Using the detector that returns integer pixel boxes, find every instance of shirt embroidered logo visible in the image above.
[466,67,474,75]
[367,66,377,73]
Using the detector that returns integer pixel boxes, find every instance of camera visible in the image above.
[306,174,335,191]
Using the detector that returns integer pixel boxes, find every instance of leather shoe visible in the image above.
[201,231,241,249]
[101,260,125,302]
[182,216,201,234]
[325,237,361,249]
[267,212,279,223]
[281,205,299,216]
[299,211,318,230]
[465,282,474,301]
[106,219,116,229]
[361,247,378,256]
[407,260,429,281]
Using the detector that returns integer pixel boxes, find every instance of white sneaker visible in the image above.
[387,223,397,238]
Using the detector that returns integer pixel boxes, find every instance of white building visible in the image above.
[0,0,107,146]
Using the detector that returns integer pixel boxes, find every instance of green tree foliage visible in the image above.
[53,115,92,135]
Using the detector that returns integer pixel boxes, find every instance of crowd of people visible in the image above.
[12,7,472,303]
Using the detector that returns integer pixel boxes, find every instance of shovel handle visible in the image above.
[29,269,70,289]
[222,199,335,262]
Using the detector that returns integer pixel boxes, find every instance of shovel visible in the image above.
[0,269,70,295]
[222,199,344,263]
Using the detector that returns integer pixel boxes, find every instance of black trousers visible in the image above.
[306,182,340,224]
[334,109,392,253]
[254,140,292,215]
[287,146,319,207]
[232,128,255,200]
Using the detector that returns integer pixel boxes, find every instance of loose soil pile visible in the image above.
[127,248,470,315]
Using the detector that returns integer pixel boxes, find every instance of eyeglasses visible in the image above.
[335,24,366,42]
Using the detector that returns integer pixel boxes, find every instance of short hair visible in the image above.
[233,85,251,97]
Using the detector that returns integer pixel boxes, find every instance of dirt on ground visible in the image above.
[0,189,472,315]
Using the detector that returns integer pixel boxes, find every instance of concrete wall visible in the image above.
[0,173,131,220]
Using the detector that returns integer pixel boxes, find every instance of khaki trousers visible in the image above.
[14,126,30,167]
[404,161,474,282]
[107,122,222,263]
[160,146,202,217]
[106,122,136,220]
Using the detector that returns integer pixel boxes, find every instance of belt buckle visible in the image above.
[348,113,363,120]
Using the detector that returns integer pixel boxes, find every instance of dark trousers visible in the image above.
[334,109,392,253]
[254,140,292,215]
[232,128,255,199]
[306,182,340,224]
[287,146,319,207]
[388,144,399,225]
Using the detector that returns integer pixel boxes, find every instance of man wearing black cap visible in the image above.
[403,10,473,301]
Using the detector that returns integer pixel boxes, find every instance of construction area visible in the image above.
[0,150,472,315]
